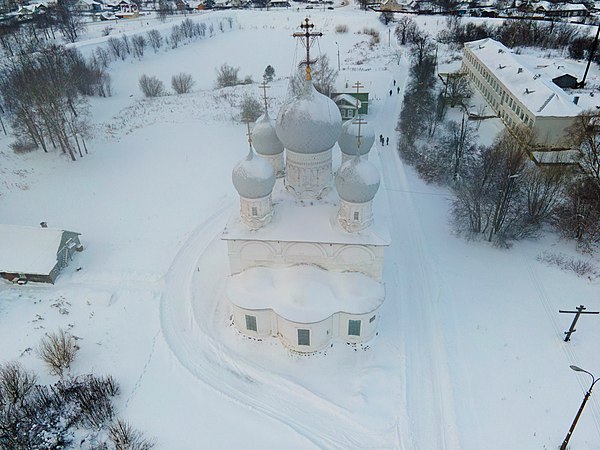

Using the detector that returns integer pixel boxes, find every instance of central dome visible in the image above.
[276,80,342,154]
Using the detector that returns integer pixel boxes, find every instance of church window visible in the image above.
[245,314,257,332]
[251,206,258,217]
[298,329,310,346]
[348,319,361,336]
[353,211,359,221]
[369,315,376,323]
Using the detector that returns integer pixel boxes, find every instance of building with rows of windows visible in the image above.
[462,38,582,150]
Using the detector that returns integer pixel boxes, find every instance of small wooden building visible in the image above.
[0,225,83,284]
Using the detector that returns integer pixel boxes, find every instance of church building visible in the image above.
[222,19,390,353]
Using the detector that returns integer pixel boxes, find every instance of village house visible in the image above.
[0,224,83,284]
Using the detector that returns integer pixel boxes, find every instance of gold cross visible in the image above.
[292,18,323,81]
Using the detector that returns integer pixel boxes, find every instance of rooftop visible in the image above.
[465,38,583,118]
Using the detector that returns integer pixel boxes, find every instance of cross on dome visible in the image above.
[259,81,270,112]
[292,18,323,81]
[351,81,366,154]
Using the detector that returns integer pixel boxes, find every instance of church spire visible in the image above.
[259,81,270,113]
[293,18,322,81]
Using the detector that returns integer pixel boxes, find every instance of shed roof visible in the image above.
[0,225,77,275]
[465,38,582,118]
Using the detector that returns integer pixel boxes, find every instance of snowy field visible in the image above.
[1,6,600,449]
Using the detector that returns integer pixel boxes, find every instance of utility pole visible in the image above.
[559,305,599,342]
[580,22,600,88]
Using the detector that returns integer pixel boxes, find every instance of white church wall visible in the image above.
[285,149,332,199]
[277,315,332,352]
[338,200,374,233]
[239,195,273,230]
[338,309,380,343]
[232,306,273,338]
[226,240,385,281]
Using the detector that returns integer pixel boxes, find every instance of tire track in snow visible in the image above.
[159,202,390,449]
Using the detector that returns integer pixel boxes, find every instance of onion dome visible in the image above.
[276,80,342,154]
[335,157,380,203]
[338,116,375,158]
[232,149,276,199]
[252,112,284,156]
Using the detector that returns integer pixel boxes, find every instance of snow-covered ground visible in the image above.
[1,7,600,449]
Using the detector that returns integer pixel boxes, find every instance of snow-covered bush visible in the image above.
[146,29,163,53]
[215,63,240,88]
[109,419,155,450]
[171,73,195,94]
[239,94,262,123]
[139,75,166,98]
[38,329,79,378]
[335,24,348,34]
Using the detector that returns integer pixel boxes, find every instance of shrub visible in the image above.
[240,94,263,122]
[109,419,155,450]
[139,75,165,97]
[171,73,195,94]
[146,29,163,53]
[38,329,79,378]
[335,24,348,34]
[10,139,38,154]
[215,63,240,88]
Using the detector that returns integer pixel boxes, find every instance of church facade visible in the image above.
[222,19,389,353]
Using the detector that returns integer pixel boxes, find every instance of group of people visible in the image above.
[379,134,389,146]
[389,79,400,96]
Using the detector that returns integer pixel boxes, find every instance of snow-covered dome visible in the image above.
[338,116,375,157]
[276,80,342,154]
[335,157,380,203]
[252,112,284,156]
[232,149,276,199]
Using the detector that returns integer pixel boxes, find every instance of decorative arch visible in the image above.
[334,245,376,265]
[238,240,277,261]
[283,242,328,261]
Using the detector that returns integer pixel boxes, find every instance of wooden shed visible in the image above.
[0,225,83,284]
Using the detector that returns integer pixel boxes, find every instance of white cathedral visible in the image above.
[222,19,390,353]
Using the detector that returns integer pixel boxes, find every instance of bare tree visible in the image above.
[132,35,146,58]
[38,329,79,378]
[146,29,163,53]
[107,36,126,60]
[0,362,37,406]
[171,72,194,94]
[395,16,417,45]
[54,3,86,43]
[109,419,155,450]
[443,71,472,109]
[215,63,240,88]
[289,54,338,96]
[139,74,165,97]
[170,24,182,48]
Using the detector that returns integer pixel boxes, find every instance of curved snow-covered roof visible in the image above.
[276,80,342,154]
[335,157,380,203]
[252,112,284,156]
[338,116,375,157]
[232,149,275,199]
[228,265,384,323]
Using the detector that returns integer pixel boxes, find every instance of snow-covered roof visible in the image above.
[0,225,74,275]
[232,149,275,199]
[223,178,390,246]
[338,116,375,157]
[333,93,362,109]
[227,265,384,322]
[336,157,380,204]
[464,38,582,118]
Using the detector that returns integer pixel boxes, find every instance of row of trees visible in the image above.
[1,329,154,449]
[436,16,590,56]
[0,43,111,160]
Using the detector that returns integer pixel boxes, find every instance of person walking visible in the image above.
[389,89,392,96]
[397,86,400,94]
[386,137,389,146]
[393,80,396,86]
